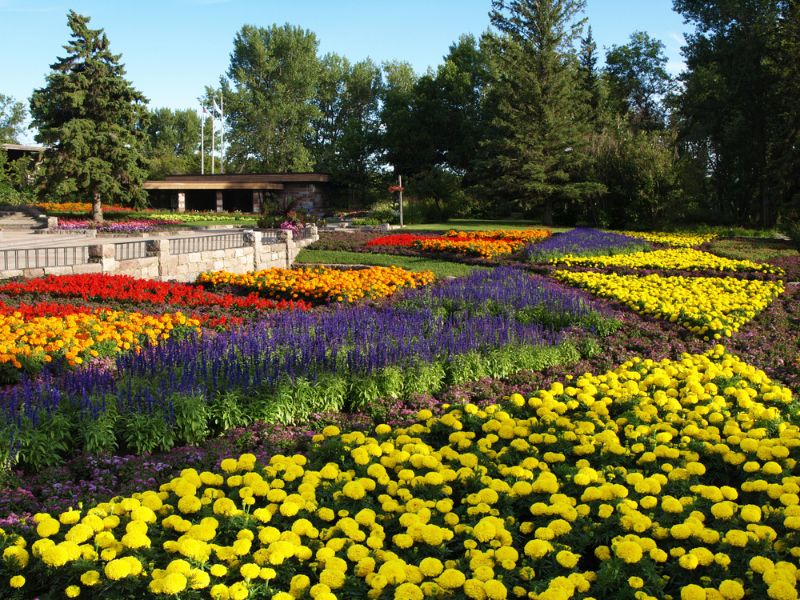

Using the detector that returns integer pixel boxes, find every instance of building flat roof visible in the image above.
[1,143,45,153]
[144,173,329,191]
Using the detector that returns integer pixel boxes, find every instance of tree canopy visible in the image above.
[29,10,149,221]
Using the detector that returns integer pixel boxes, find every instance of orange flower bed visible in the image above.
[197,265,435,304]
[0,309,199,370]
[414,229,551,259]
[34,202,135,214]
[443,229,551,243]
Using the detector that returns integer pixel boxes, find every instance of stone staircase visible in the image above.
[0,206,49,232]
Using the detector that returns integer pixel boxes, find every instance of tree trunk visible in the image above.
[92,191,104,223]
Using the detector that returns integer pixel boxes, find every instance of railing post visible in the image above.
[89,243,116,274]
[281,229,293,268]
[243,229,257,271]
[147,239,169,280]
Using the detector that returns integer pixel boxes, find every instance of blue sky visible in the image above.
[1,0,688,141]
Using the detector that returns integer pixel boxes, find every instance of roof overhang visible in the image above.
[144,181,284,190]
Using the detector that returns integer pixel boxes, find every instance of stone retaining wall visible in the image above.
[0,227,318,281]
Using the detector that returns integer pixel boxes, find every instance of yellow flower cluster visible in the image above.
[554,270,784,338]
[553,248,783,274]
[616,231,717,248]
[197,266,435,304]
[0,310,199,369]
[1,349,798,600]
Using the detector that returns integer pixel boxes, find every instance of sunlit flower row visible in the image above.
[552,248,782,274]
[34,202,134,214]
[197,266,435,304]
[1,349,797,600]
[615,231,717,248]
[0,309,199,370]
[444,229,552,243]
[554,270,784,339]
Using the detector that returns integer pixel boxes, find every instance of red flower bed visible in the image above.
[0,274,310,313]
[365,233,440,247]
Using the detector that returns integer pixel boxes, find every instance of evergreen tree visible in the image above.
[578,26,603,128]
[29,11,149,222]
[482,0,604,223]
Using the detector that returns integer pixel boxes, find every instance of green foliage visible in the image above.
[145,107,202,179]
[223,23,320,172]
[312,54,384,206]
[29,11,149,221]
[81,408,118,455]
[172,394,210,446]
[604,31,672,131]
[590,121,682,227]
[0,93,26,144]
[119,411,174,455]
[674,0,798,227]
[19,413,72,472]
[480,0,605,223]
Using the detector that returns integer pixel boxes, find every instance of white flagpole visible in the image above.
[211,108,215,175]
[200,108,205,175]
[219,94,224,174]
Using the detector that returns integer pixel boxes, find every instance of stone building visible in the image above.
[144,173,329,214]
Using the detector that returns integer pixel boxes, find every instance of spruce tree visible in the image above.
[30,11,149,222]
[483,0,603,223]
[579,26,603,129]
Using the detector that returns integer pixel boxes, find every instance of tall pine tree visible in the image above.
[30,11,149,222]
[483,0,603,223]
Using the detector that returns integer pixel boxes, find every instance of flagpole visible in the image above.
[200,108,205,175]
[219,94,224,174]
[211,108,215,175]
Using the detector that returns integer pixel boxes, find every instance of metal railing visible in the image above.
[169,232,248,255]
[261,230,283,245]
[114,241,150,261]
[0,245,91,271]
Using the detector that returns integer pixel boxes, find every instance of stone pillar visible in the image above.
[216,191,224,213]
[280,229,293,268]
[147,239,170,280]
[252,191,262,214]
[89,243,116,274]
[177,192,186,213]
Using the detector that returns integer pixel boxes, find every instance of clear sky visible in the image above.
[1,0,689,142]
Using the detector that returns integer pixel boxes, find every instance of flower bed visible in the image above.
[197,265,436,304]
[413,229,552,260]
[33,202,134,215]
[0,269,608,469]
[365,233,440,248]
[526,228,651,262]
[616,231,717,248]
[52,218,183,233]
[0,274,309,315]
[1,348,797,600]
[146,212,258,223]
[0,309,199,377]
[554,270,784,338]
[552,248,783,275]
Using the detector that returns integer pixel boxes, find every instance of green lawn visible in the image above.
[707,237,798,262]
[401,219,571,233]
[295,249,487,278]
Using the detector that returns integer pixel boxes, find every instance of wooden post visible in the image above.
[216,191,224,213]
[252,190,262,214]
[177,192,186,213]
